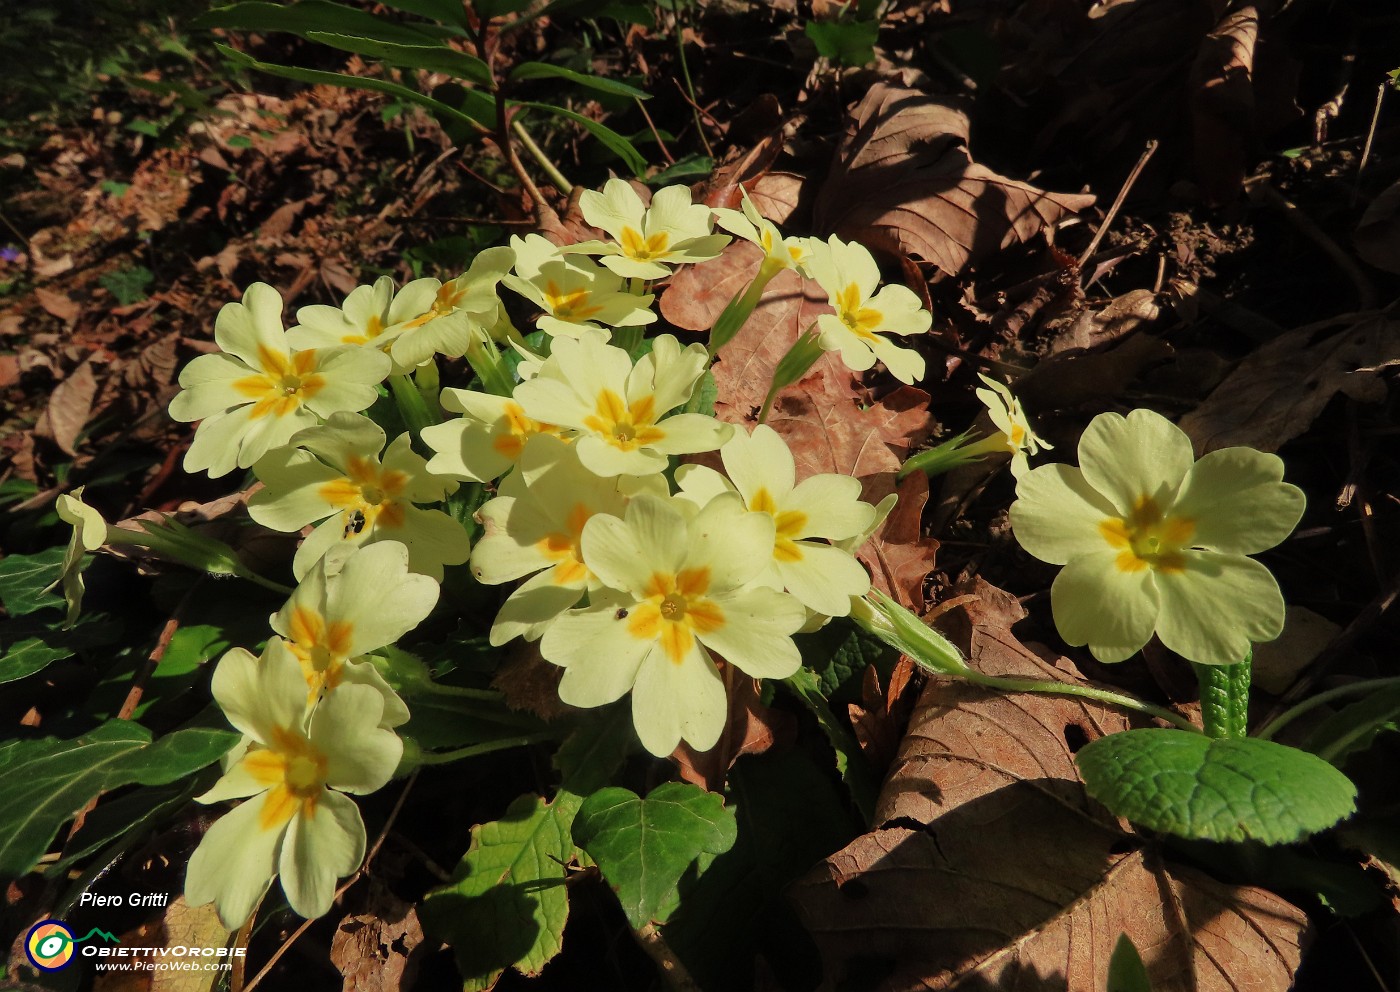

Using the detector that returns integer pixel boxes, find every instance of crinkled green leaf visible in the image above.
[304,31,488,83]
[1302,684,1400,766]
[0,720,239,878]
[420,792,580,990]
[509,61,648,99]
[0,614,122,684]
[196,1,443,44]
[795,617,899,703]
[1076,728,1357,845]
[0,546,66,616]
[573,783,736,928]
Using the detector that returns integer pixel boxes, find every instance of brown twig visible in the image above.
[242,772,418,992]
[635,97,676,166]
[476,20,546,220]
[1352,81,1387,206]
[1078,140,1158,269]
[632,922,704,992]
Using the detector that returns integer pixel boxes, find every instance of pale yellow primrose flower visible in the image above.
[541,493,805,756]
[568,179,730,280]
[169,283,390,478]
[269,541,436,724]
[1010,409,1305,666]
[504,233,657,339]
[285,275,431,360]
[675,425,875,617]
[387,246,515,369]
[512,333,731,477]
[250,414,469,581]
[185,639,401,928]
[803,236,929,385]
[422,385,573,484]
[52,487,108,627]
[472,435,663,645]
[975,373,1051,477]
[711,188,809,276]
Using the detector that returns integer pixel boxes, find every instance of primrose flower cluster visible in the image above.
[108,178,927,926]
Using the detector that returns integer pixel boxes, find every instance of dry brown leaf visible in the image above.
[788,596,1308,991]
[1190,6,1260,205]
[34,357,100,456]
[1178,312,1400,453]
[660,241,765,335]
[92,897,229,992]
[1251,605,1341,696]
[1355,179,1400,275]
[847,657,918,776]
[34,286,81,322]
[331,883,425,992]
[856,472,939,612]
[673,674,796,792]
[811,83,1095,277]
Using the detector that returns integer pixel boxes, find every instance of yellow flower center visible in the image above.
[536,502,593,586]
[242,725,329,830]
[234,347,326,419]
[1099,495,1196,574]
[835,283,884,341]
[619,226,671,262]
[341,314,385,346]
[491,401,561,461]
[544,280,604,321]
[317,455,411,535]
[626,568,724,664]
[285,607,357,700]
[582,389,666,452]
[401,281,469,329]
[747,487,809,562]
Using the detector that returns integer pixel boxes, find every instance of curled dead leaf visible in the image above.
[1178,312,1400,453]
[812,83,1095,276]
[1190,6,1260,205]
[789,589,1308,991]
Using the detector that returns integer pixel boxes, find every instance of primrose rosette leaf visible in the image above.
[1010,408,1305,666]
[1076,728,1357,845]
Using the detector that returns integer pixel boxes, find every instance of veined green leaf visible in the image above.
[216,45,493,132]
[516,102,645,175]
[196,1,444,44]
[1076,728,1357,845]
[304,31,489,84]
[375,0,470,28]
[0,721,238,879]
[573,783,736,928]
[0,614,122,685]
[0,545,65,616]
[509,61,649,99]
[1303,684,1400,766]
[420,792,580,989]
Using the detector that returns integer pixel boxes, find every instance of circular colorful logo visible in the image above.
[25,920,76,971]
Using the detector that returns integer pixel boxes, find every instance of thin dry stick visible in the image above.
[635,96,676,165]
[1352,81,1387,205]
[1078,139,1158,269]
[241,772,418,992]
[633,922,703,992]
[1248,179,1378,310]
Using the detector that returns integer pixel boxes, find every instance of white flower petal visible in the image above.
[545,607,652,706]
[279,789,365,920]
[185,792,282,929]
[1010,464,1120,565]
[1049,551,1159,664]
[1077,409,1195,516]
[630,646,726,756]
[1154,552,1286,666]
[694,588,804,678]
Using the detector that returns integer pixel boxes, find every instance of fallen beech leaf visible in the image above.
[34,286,81,322]
[1190,6,1260,205]
[660,242,766,335]
[331,883,425,992]
[789,596,1308,991]
[854,472,938,611]
[93,896,229,992]
[35,358,100,456]
[812,83,1095,276]
[1355,179,1400,275]
[1178,312,1400,453]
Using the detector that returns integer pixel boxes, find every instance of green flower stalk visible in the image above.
[757,329,825,424]
[900,375,1051,480]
